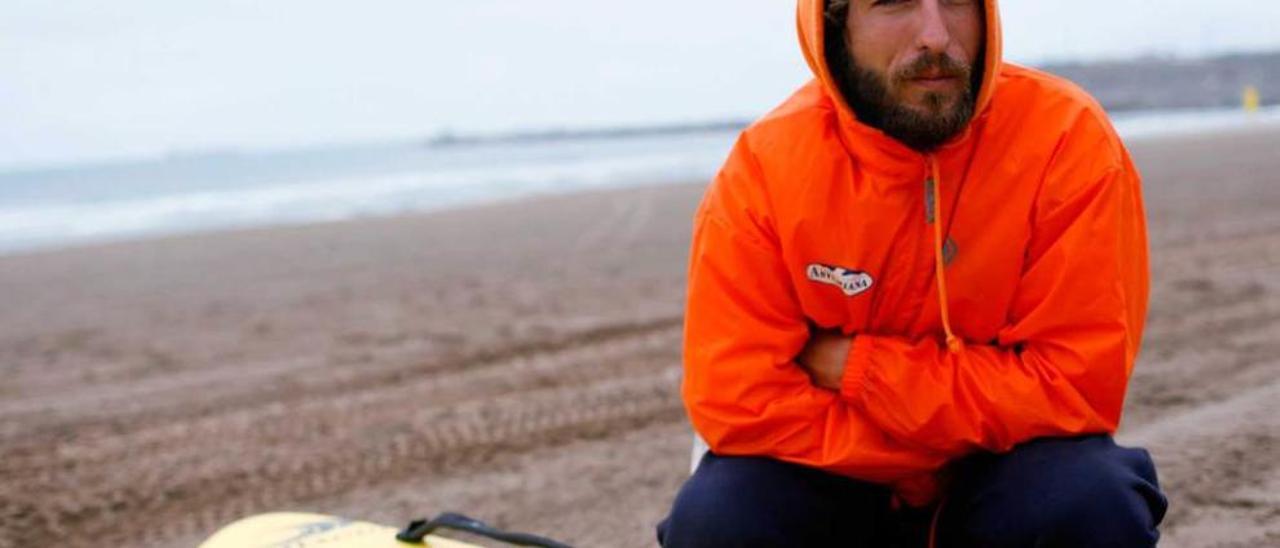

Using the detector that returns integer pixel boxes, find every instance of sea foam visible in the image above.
[1,106,1274,256]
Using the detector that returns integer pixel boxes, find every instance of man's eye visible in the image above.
[872,0,909,6]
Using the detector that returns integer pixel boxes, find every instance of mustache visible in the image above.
[895,52,971,81]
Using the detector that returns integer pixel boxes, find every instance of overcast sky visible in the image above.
[4,0,1279,170]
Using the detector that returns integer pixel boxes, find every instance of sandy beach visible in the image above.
[2,125,1279,547]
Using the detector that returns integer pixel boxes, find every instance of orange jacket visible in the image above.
[681,0,1148,503]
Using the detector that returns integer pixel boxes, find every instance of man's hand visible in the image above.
[796,329,853,391]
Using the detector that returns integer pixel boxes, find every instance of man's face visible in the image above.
[838,0,984,150]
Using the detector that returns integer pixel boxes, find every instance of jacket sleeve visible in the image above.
[840,140,1149,456]
[683,136,949,483]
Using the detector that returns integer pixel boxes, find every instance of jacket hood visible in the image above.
[796,0,1003,136]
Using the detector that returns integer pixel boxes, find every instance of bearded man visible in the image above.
[657,0,1168,546]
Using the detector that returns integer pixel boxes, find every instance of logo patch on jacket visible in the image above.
[806,264,874,297]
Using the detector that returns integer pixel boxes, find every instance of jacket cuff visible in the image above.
[839,334,877,402]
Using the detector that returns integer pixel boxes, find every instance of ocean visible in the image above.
[1,106,1277,256]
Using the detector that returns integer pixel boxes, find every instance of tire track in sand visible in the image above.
[0,314,681,450]
[0,319,686,548]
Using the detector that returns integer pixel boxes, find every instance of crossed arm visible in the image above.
[796,331,852,392]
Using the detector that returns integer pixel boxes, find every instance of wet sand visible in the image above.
[2,125,1279,547]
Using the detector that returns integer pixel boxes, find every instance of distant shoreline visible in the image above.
[421,50,1279,149]
[425,119,751,148]
[3,51,1274,175]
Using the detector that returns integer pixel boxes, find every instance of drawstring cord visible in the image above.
[927,156,958,545]
[926,496,946,548]
[929,156,963,354]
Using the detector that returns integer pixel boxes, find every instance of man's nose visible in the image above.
[916,0,952,53]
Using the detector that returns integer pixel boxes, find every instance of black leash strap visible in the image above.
[396,512,573,548]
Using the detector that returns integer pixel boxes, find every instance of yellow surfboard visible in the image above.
[200,512,485,548]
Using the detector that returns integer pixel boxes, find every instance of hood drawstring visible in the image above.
[926,495,946,548]
[926,155,955,548]
[929,156,964,354]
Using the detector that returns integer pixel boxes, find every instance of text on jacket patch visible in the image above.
[806,264,874,297]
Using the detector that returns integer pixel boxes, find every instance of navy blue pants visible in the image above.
[657,436,1166,547]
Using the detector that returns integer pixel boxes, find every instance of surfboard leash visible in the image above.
[396,512,573,548]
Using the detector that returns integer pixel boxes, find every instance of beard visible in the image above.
[830,47,979,152]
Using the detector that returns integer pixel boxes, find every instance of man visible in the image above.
[658,0,1167,546]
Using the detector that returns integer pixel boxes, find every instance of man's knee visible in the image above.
[657,453,890,547]
[943,436,1168,547]
[658,455,804,547]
